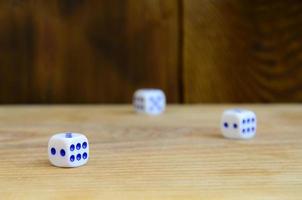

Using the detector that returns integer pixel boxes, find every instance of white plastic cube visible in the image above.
[133,89,166,115]
[48,132,89,168]
[221,109,257,139]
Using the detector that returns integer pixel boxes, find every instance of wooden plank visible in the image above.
[0,0,180,103]
[0,105,301,199]
[183,1,302,103]
[0,2,34,103]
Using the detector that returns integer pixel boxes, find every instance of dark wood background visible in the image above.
[0,0,301,103]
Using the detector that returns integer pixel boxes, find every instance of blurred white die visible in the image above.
[221,109,257,139]
[48,132,89,168]
[133,89,166,115]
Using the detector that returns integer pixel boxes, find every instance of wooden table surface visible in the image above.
[0,105,301,199]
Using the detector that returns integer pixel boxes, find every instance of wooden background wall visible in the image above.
[0,0,301,103]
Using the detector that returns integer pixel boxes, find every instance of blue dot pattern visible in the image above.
[69,141,89,163]
[60,149,66,157]
[134,96,145,111]
[50,139,88,164]
[148,96,164,113]
[223,111,256,138]
[69,142,88,163]
[241,116,256,135]
[51,148,56,155]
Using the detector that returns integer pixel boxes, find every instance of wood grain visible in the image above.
[2,0,302,103]
[0,105,301,199]
[0,2,35,103]
[183,0,302,103]
[0,0,180,103]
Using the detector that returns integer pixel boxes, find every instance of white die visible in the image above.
[48,132,89,168]
[221,109,257,139]
[133,89,166,115]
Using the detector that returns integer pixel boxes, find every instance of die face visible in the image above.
[145,92,165,115]
[48,133,89,168]
[133,89,166,115]
[239,111,257,139]
[221,111,242,139]
[48,138,70,167]
[133,93,146,113]
[221,109,257,139]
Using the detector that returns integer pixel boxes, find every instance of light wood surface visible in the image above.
[0,105,301,199]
